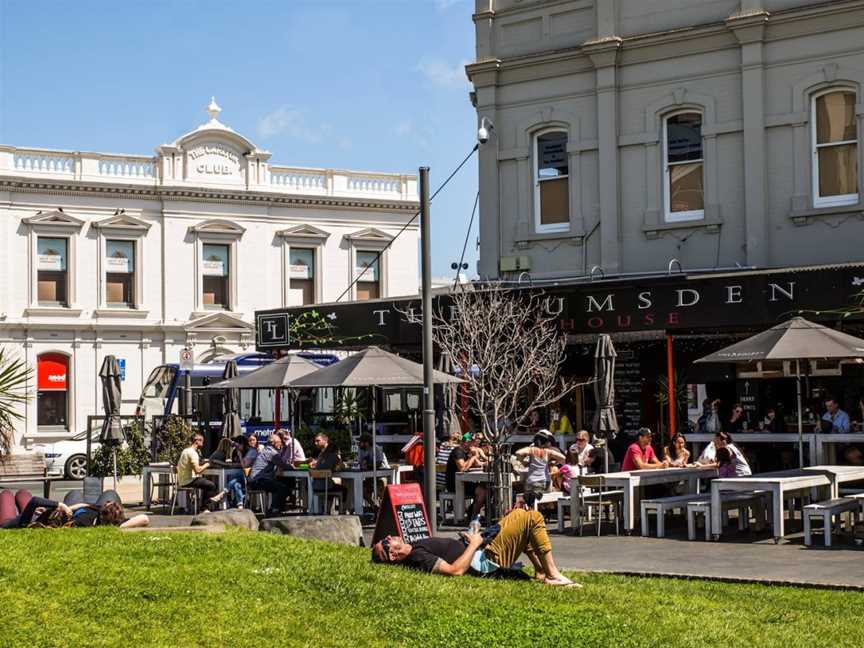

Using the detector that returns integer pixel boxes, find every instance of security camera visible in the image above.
[477,116,494,144]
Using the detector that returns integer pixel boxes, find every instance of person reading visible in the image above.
[371,507,579,587]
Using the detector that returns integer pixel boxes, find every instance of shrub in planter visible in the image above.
[90,419,150,477]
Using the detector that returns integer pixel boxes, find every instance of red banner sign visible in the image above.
[37,355,67,391]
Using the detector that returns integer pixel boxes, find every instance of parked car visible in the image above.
[35,427,100,479]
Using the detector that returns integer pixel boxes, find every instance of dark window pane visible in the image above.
[817,92,857,144]
[539,177,569,225]
[818,144,858,197]
[37,391,67,427]
[667,113,703,163]
[203,276,229,309]
[669,162,704,213]
[537,132,568,178]
[106,273,134,306]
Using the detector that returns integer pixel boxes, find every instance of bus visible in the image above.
[135,352,339,447]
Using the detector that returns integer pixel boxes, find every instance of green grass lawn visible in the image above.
[0,528,861,648]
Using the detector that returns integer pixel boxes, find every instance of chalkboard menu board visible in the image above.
[614,349,643,435]
[372,483,432,545]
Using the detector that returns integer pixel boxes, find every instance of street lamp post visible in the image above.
[419,166,437,534]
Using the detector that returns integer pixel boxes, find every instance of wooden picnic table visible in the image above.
[574,466,719,533]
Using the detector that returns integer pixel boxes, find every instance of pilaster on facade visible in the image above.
[727,9,769,267]
[583,36,622,274]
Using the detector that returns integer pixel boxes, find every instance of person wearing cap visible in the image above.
[621,428,669,471]
[445,432,488,520]
[515,430,565,500]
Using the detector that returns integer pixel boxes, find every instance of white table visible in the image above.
[453,471,494,523]
[142,464,173,509]
[574,466,719,533]
[280,468,399,514]
[710,470,833,542]
[804,465,864,490]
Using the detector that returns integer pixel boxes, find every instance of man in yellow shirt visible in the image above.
[177,433,225,510]
[548,403,573,436]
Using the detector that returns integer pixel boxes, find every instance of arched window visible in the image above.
[533,129,569,233]
[812,89,858,208]
[663,111,704,222]
[37,353,69,430]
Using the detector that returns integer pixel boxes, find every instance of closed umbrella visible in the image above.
[592,335,619,474]
[221,360,242,439]
[696,317,864,466]
[437,351,462,440]
[98,355,124,488]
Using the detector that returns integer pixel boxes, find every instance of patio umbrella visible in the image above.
[98,355,124,488]
[696,317,864,466]
[220,360,242,439]
[292,346,464,501]
[437,351,463,440]
[592,335,619,474]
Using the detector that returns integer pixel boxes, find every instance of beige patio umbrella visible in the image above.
[696,317,864,466]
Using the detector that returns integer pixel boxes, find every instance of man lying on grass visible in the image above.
[372,508,579,587]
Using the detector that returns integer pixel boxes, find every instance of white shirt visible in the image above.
[698,442,751,476]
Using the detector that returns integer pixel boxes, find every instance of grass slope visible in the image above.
[0,528,861,648]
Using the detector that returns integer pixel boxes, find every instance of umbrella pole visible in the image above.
[112,448,118,491]
[372,386,378,503]
[275,388,281,433]
[796,359,804,467]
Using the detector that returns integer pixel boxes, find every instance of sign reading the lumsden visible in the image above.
[256,266,864,350]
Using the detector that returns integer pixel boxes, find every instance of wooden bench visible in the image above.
[640,494,705,538]
[0,454,54,498]
[803,498,859,547]
[686,492,768,541]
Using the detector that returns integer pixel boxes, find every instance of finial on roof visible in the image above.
[207,97,221,121]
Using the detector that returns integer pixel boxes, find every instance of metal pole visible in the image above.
[796,359,804,467]
[183,365,192,419]
[420,166,437,534]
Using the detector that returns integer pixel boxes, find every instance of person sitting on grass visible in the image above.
[371,507,579,587]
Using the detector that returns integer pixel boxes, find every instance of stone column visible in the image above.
[727,10,770,266]
[584,37,622,274]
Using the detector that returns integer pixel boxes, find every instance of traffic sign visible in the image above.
[179,348,194,371]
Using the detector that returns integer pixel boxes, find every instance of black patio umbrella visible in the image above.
[437,351,463,440]
[221,360,242,439]
[98,355,124,488]
[696,317,864,466]
[592,334,619,474]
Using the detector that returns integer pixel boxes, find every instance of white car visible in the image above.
[35,428,100,480]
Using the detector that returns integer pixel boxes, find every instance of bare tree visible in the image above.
[431,283,583,519]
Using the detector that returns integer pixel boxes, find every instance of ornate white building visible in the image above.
[0,99,419,448]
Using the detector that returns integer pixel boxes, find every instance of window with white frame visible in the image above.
[289,247,316,305]
[812,89,858,207]
[355,251,380,301]
[202,243,230,310]
[37,237,69,306]
[534,130,570,232]
[105,239,135,307]
[664,111,704,222]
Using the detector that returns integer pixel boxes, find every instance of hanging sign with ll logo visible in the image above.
[257,313,289,348]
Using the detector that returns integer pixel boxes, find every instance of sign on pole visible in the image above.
[179,348,194,371]
[118,358,126,382]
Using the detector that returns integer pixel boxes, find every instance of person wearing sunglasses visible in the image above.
[729,403,746,434]
[371,507,579,587]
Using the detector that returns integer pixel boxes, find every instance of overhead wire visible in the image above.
[453,190,480,290]
[335,143,479,303]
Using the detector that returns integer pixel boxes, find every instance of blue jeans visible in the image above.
[224,469,246,507]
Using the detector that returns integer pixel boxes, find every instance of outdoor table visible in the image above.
[709,470,833,543]
[574,466,719,533]
[142,464,173,509]
[203,464,244,508]
[279,467,398,514]
[804,465,864,490]
[453,470,494,524]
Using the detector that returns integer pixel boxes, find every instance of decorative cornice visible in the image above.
[0,176,419,212]
[581,37,623,69]
[725,10,770,44]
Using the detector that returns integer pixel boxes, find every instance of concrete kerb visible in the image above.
[578,568,864,593]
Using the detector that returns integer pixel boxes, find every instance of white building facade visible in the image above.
[0,100,419,449]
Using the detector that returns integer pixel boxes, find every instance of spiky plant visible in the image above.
[0,347,32,460]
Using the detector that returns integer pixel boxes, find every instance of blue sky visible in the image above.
[0,0,479,279]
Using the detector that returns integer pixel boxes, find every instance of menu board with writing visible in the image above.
[614,349,643,436]
[372,483,431,545]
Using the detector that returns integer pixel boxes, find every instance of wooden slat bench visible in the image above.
[803,498,859,547]
[0,454,54,498]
